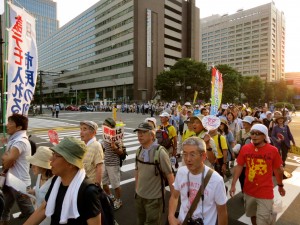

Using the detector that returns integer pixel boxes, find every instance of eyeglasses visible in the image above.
[250,131,264,136]
[52,152,63,160]
[182,152,201,159]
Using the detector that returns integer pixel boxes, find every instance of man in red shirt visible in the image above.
[229,124,285,225]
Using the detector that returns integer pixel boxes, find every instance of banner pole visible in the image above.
[2,0,10,148]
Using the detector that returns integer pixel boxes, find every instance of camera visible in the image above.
[187,217,204,225]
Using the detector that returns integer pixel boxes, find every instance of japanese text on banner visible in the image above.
[7,3,38,117]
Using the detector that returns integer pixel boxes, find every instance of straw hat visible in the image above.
[26,146,52,169]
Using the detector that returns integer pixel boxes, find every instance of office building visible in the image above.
[39,0,199,103]
[12,0,58,45]
[200,2,285,82]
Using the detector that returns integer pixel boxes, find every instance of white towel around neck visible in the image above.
[45,169,86,224]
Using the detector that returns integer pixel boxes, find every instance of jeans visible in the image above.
[1,185,34,221]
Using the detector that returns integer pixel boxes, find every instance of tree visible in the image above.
[215,64,241,103]
[155,58,210,102]
[273,79,288,102]
[241,76,264,106]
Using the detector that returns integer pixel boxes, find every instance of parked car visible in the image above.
[79,105,94,112]
[66,105,79,111]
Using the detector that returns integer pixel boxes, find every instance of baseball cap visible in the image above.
[159,112,170,117]
[242,116,254,125]
[50,137,87,169]
[190,115,204,122]
[133,122,154,132]
[250,124,271,143]
[184,102,191,106]
[145,117,157,128]
[80,120,98,131]
[103,117,116,128]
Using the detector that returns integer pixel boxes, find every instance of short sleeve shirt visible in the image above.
[211,134,228,159]
[45,177,101,225]
[83,140,104,181]
[237,143,282,199]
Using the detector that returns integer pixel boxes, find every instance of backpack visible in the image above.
[156,125,173,149]
[24,135,37,155]
[119,145,128,167]
[217,134,232,162]
[135,145,172,212]
[78,178,115,225]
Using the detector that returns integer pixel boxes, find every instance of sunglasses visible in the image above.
[250,131,264,136]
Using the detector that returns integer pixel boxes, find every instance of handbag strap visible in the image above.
[182,168,214,225]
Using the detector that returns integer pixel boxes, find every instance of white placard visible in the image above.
[146,9,152,68]
[201,115,221,131]
[102,125,124,143]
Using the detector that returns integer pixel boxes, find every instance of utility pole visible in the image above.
[38,70,63,114]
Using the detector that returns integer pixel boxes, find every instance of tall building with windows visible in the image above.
[12,0,58,45]
[200,2,285,82]
[39,0,199,103]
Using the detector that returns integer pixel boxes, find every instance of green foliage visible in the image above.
[274,102,294,110]
[215,64,241,103]
[155,58,210,102]
[273,79,288,102]
[240,76,264,105]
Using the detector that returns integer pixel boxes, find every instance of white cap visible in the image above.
[242,116,254,124]
[145,117,157,128]
[184,102,191,106]
[266,111,272,115]
[159,112,170,117]
[250,124,271,143]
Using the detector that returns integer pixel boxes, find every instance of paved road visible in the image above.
[3,111,300,225]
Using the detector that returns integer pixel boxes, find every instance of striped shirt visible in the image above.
[102,141,121,166]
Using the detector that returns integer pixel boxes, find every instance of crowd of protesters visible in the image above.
[0,100,296,225]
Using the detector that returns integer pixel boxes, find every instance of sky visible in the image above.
[55,0,300,72]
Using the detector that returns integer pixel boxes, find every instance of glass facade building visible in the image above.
[39,0,199,103]
[12,0,58,45]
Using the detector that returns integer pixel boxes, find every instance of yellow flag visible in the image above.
[193,91,198,104]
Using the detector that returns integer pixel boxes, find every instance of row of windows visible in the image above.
[202,17,270,37]
[41,16,133,66]
[95,5,133,29]
[95,0,132,21]
[69,72,133,87]
[47,38,134,71]
[59,61,134,82]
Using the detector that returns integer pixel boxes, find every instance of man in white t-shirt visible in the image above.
[168,137,228,225]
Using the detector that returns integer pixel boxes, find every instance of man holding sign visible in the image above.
[101,118,124,210]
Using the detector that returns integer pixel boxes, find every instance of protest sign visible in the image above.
[48,130,59,145]
[102,125,124,143]
[201,115,221,131]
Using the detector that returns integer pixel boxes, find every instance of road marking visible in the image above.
[238,166,300,224]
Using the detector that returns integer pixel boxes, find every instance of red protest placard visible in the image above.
[48,130,59,145]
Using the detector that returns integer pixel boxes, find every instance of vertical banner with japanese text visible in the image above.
[7,3,37,117]
[210,67,223,116]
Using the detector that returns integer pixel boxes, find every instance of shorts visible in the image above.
[244,193,275,225]
[102,165,121,189]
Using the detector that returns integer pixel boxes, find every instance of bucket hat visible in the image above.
[220,118,229,128]
[242,116,254,125]
[26,146,52,169]
[50,137,87,169]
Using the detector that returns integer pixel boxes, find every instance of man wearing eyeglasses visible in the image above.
[230,124,285,225]
[134,122,174,225]
[168,137,227,225]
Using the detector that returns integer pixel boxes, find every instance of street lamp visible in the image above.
[38,70,63,114]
